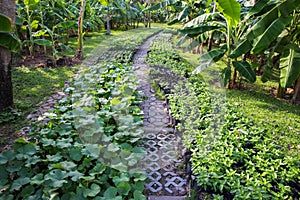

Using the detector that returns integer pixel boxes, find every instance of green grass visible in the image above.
[226,78,300,157]
[12,66,79,111]
[151,22,182,29]
[172,35,300,157]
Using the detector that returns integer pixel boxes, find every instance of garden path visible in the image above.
[133,33,187,199]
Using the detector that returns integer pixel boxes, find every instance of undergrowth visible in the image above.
[147,31,300,199]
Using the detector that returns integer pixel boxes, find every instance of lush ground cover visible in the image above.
[0,27,162,199]
[0,63,146,199]
[0,28,160,151]
[147,30,300,199]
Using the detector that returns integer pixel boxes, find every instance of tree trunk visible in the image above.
[277,82,284,98]
[292,76,300,103]
[76,0,86,60]
[0,0,15,111]
[106,7,111,35]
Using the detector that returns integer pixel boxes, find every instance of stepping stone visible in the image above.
[133,32,187,197]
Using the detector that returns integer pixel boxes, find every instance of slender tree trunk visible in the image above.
[0,0,15,111]
[231,67,237,88]
[76,0,86,60]
[106,7,111,35]
[292,76,300,103]
[277,82,284,98]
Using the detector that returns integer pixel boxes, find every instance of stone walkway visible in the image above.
[133,33,187,199]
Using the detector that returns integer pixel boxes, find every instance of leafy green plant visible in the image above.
[168,78,300,199]
[0,63,147,199]
[147,31,194,76]
[145,31,300,199]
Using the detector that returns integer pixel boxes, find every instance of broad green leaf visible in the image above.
[179,25,220,36]
[111,97,121,105]
[85,144,101,159]
[216,0,241,27]
[183,33,209,52]
[116,181,131,195]
[167,18,179,25]
[69,148,83,161]
[34,39,52,46]
[280,46,300,88]
[261,64,280,82]
[24,0,40,6]
[0,14,12,32]
[10,177,30,191]
[103,187,118,199]
[113,174,130,185]
[44,169,68,187]
[18,185,34,198]
[6,160,23,173]
[246,0,300,40]
[46,153,62,162]
[25,155,41,167]
[90,183,101,196]
[221,67,232,87]
[56,138,73,148]
[252,17,292,54]
[246,0,276,17]
[229,39,252,58]
[111,160,127,172]
[232,61,256,83]
[176,34,190,47]
[108,143,120,152]
[14,142,36,156]
[58,161,77,170]
[30,173,44,185]
[134,190,146,200]
[0,151,16,164]
[0,33,21,52]
[193,49,226,74]
[183,13,218,28]
[67,170,84,181]
[178,6,191,21]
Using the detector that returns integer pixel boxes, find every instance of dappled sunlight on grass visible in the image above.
[12,66,79,112]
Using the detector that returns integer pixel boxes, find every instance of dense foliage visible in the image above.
[147,32,300,199]
[0,63,146,199]
[0,29,164,199]
[147,0,300,100]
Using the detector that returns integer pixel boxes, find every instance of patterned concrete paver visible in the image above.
[133,33,187,197]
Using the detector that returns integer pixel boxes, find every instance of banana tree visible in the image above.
[76,0,86,60]
[230,0,300,99]
[146,0,256,88]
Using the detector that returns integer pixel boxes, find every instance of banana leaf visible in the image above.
[229,39,252,58]
[252,16,292,54]
[280,45,300,88]
[0,14,12,32]
[232,61,256,83]
[0,33,21,52]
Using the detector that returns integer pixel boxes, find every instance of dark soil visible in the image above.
[12,55,82,68]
